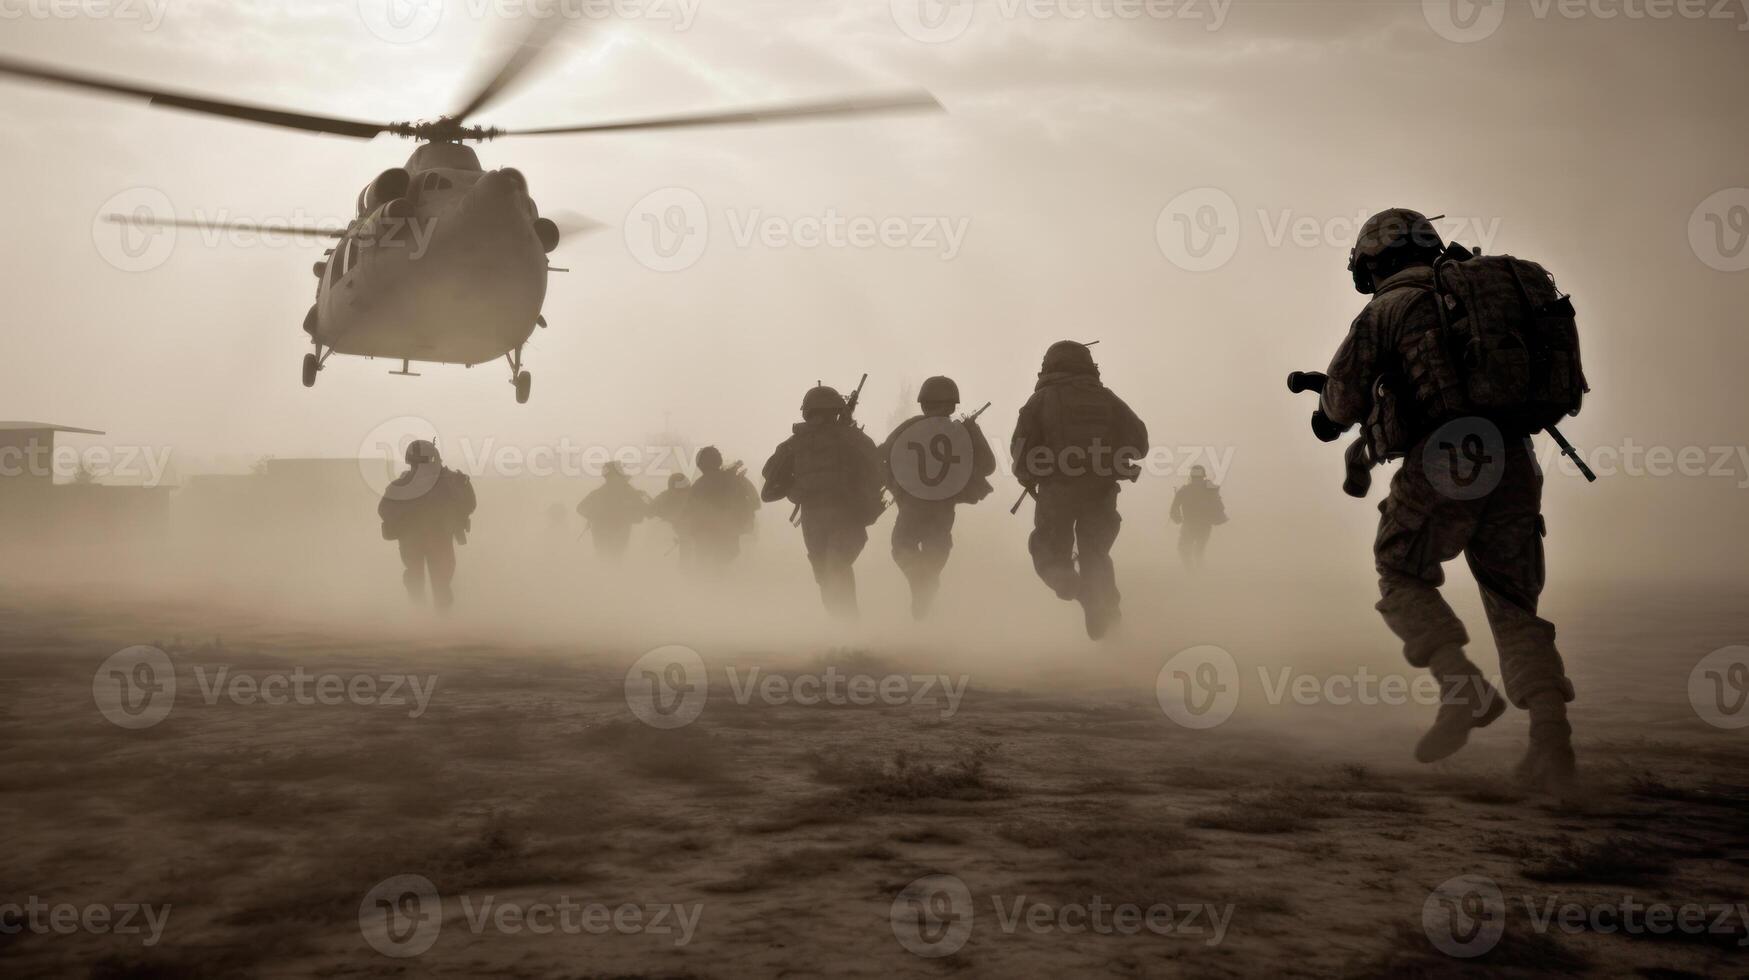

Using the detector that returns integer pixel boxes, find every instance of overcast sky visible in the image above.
[2,0,1746,575]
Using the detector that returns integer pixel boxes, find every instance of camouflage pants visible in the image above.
[399,536,456,609]
[1178,523,1211,570]
[1374,434,1572,707]
[801,505,869,619]
[1029,480,1122,615]
[891,500,957,594]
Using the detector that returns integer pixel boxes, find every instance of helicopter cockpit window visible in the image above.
[421,172,453,193]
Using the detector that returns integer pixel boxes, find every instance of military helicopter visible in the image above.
[0,28,938,403]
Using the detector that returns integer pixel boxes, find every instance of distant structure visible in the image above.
[0,421,170,546]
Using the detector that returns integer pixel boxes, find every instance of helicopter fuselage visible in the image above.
[308,142,550,368]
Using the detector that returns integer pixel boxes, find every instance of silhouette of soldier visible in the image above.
[685,446,760,571]
[878,375,995,618]
[1011,341,1148,639]
[1323,207,1577,793]
[377,439,475,610]
[761,386,883,619]
[651,472,693,563]
[577,462,650,560]
[1169,465,1227,571]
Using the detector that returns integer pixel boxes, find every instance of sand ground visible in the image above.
[1,577,1746,978]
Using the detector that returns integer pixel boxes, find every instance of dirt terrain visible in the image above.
[2,578,1746,978]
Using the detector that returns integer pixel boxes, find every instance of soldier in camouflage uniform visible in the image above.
[577,462,651,560]
[761,386,884,619]
[1169,464,1226,571]
[879,375,996,619]
[1011,342,1149,640]
[651,472,693,564]
[377,439,476,610]
[1322,207,1576,793]
[686,446,761,571]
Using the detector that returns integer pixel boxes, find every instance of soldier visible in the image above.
[1169,465,1227,571]
[577,462,651,559]
[651,472,693,563]
[685,446,760,571]
[1321,207,1578,794]
[761,386,883,619]
[878,376,995,618]
[1011,341,1148,640]
[377,439,475,610]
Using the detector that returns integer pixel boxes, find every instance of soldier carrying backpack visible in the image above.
[1321,207,1588,796]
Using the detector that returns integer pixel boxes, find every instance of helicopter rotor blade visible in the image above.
[0,55,391,139]
[499,90,943,137]
[103,213,344,238]
[449,14,575,126]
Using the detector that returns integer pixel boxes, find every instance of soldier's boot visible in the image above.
[402,567,427,604]
[1515,692,1576,796]
[1414,647,1507,764]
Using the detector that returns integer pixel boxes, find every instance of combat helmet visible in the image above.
[1348,208,1445,294]
[801,385,847,419]
[1041,340,1097,375]
[918,376,960,406]
[405,439,440,465]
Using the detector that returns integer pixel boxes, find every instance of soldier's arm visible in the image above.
[966,420,997,478]
[1010,396,1041,485]
[1321,308,1380,428]
[1111,393,1149,459]
[760,440,794,503]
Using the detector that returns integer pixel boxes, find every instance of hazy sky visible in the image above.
[3,0,1747,575]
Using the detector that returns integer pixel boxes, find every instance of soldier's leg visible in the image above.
[1466,445,1573,790]
[1075,483,1123,637]
[910,505,955,618]
[917,505,956,580]
[827,519,868,619]
[801,512,833,606]
[397,540,427,602]
[890,505,925,580]
[1028,483,1079,600]
[1377,448,1507,763]
[427,538,457,610]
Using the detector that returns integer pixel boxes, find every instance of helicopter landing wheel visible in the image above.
[302,352,319,388]
[514,371,532,404]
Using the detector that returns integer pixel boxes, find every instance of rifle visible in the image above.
[959,401,991,424]
[1289,371,1598,490]
[789,373,869,526]
[1009,484,1036,515]
[1286,370,1376,498]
